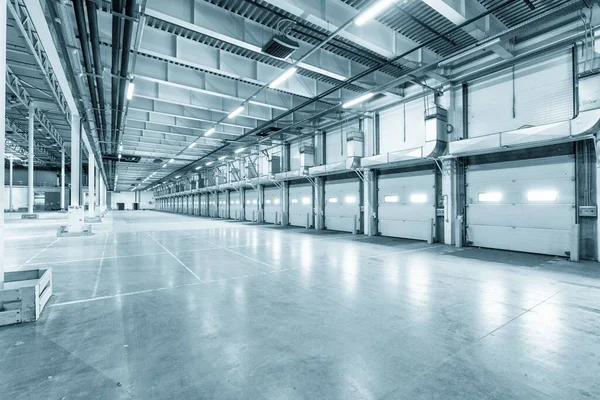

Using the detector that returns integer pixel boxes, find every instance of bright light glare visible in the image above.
[218,156,227,161]
[195,166,202,170]
[342,92,374,108]
[126,81,135,100]
[235,147,246,154]
[355,0,397,26]
[274,198,280,205]
[228,106,244,119]
[168,158,175,163]
[188,143,196,148]
[269,67,297,89]
[384,195,399,203]
[328,197,338,204]
[206,161,213,166]
[344,195,357,204]
[302,197,311,205]
[206,127,216,136]
[291,199,298,204]
[478,192,502,202]
[410,193,428,203]
[527,190,558,202]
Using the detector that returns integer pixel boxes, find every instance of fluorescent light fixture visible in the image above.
[527,190,558,202]
[302,197,311,205]
[126,81,135,100]
[269,67,297,89]
[188,143,196,148]
[175,175,181,179]
[206,161,213,166]
[218,156,227,161]
[410,193,428,203]
[235,147,246,154]
[168,158,175,163]
[195,166,202,170]
[162,164,167,168]
[355,0,396,26]
[118,144,123,151]
[205,127,216,136]
[478,192,502,202]
[384,195,399,203]
[227,106,244,119]
[118,154,121,159]
[342,92,374,109]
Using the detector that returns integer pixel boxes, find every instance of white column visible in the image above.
[1,0,7,289]
[88,152,95,217]
[70,115,81,206]
[60,148,65,209]
[27,102,35,215]
[9,157,13,211]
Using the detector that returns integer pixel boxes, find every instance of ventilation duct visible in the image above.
[262,35,299,59]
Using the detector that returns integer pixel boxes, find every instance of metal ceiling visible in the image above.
[19,0,590,192]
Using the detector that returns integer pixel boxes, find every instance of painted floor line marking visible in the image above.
[18,237,61,270]
[148,233,204,282]
[48,267,299,307]
[91,234,110,298]
[200,239,275,269]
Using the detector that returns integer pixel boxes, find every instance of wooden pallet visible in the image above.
[56,225,93,237]
[0,269,53,327]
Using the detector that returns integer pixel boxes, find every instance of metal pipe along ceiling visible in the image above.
[72,0,102,152]
[86,0,109,154]
[115,0,136,155]
[111,0,123,154]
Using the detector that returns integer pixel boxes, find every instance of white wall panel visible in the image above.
[325,120,359,164]
[377,170,436,240]
[290,142,301,170]
[289,183,313,227]
[263,186,281,224]
[378,98,426,153]
[208,193,218,217]
[466,155,575,256]
[324,178,360,232]
[468,51,573,137]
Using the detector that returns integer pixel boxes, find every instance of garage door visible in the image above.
[289,183,313,227]
[264,186,281,224]
[325,178,360,232]
[229,191,241,219]
[200,194,207,216]
[218,194,227,218]
[466,155,575,256]
[378,170,436,241]
[208,193,218,217]
[245,189,258,221]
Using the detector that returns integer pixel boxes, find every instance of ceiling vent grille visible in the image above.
[262,34,299,59]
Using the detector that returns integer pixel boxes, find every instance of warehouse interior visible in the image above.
[1,0,600,398]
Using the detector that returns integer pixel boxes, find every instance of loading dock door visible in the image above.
[245,189,258,221]
[289,183,313,227]
[200,194,207,216]
[209,193,217,217]
[264,186,280,224]
[229,191,241,219]
[324,178,360,232]
[378,170,436,241]
[466,155,575,256]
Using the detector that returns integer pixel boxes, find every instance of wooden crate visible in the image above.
[0,268,53,327]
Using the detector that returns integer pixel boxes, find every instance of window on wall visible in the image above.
[327,197,338,204]
[344,195,357,204]
[527,190,558,202]
[291,198,299,204]
[274,198,281,205]
[478,192,503,202]
[252,199,258,205]
[384,195,399,203]
[235,200,240,205]
[246,200,250,204]
[265,199,271,204]
[302,197,311,205]
[410,194,427,203]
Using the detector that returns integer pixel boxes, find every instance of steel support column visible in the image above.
[88,152,95,217]
[70,115,81,206]
[315,177,325,231]
[9,157,13,211]
[27,102,34,215]
[60,148,65,210]
[1,0,7,289]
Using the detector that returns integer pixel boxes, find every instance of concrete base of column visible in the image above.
[21,213,39,219]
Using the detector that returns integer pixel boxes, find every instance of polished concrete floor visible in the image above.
[1,211,600,399]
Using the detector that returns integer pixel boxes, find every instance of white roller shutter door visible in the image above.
[245,189,258,221]
[229,191,241,219]
[200,194,207,216]
[377,170,436,241]
[208,193,217,217]
[324,178,360,232]
[466,155,575,256]
[263,186,281,224]
[289,183,313,227]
